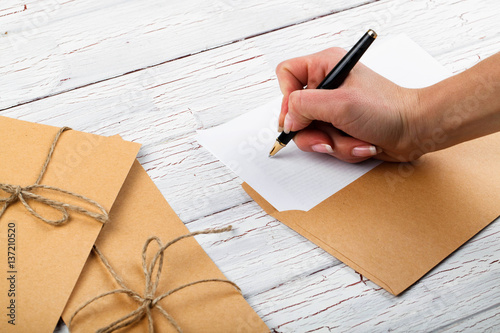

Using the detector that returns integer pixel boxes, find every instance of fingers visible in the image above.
[276,56,312,130]
[275,48,347,94]
[276,48,347,129]
[284,89,351,133]
[278,96,287,132]
[275,59,308,96]
[294,122,381,163]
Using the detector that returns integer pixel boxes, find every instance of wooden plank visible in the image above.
[0,0,375,110]
[438,304,500,332]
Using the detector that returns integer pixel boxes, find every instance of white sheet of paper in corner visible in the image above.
[196,34,451,212]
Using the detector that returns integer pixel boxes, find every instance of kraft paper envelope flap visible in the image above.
[63,160,269,332]
[243,132,500,295]
[0,116,140,332]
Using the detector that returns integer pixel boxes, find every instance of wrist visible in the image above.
[410,84,448,157]
[393,85,436,160]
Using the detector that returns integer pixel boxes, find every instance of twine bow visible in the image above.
[0,127,108,225]
[69,226,240,333]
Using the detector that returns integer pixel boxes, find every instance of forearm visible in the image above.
[417,52,500,153]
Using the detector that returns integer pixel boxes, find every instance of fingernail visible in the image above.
[352,145,379,157]
[278,125,284,132]
[283,114,292,134]
[312,144,334,154]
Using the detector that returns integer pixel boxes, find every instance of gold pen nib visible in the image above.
[269,140,286,157]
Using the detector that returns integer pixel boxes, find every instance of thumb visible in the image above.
[283,89,350,133]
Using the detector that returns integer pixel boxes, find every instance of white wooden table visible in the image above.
[2,0,499,331]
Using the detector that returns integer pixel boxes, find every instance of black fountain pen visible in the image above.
[269,29,377,157]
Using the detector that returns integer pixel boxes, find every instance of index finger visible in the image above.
[275,58,308,96]
[276,56,319,129]
[276,48,347,95]
[275,48,347,128]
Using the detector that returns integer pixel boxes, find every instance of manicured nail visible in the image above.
[352,145,379,157]
[283,114,292,134]
[278,125,284,132]
[312,144,334,154]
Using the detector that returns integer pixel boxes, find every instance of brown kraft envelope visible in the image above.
[243,132,500,295]
[63,160,269,332]
[0,116,140,332]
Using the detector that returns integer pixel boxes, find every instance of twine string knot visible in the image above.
[1,184,21,205]
[0,127,108,225]
[69,226,241,333]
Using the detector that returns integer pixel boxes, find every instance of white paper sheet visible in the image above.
[197,34,451,211]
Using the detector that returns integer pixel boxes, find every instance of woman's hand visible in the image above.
[277,48,500,163]
[276,47,428,163]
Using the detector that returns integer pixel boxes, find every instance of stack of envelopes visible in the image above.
[0,117,268,332]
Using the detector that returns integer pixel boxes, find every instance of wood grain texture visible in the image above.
[0,0,375,110]
[2,0,499,332]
